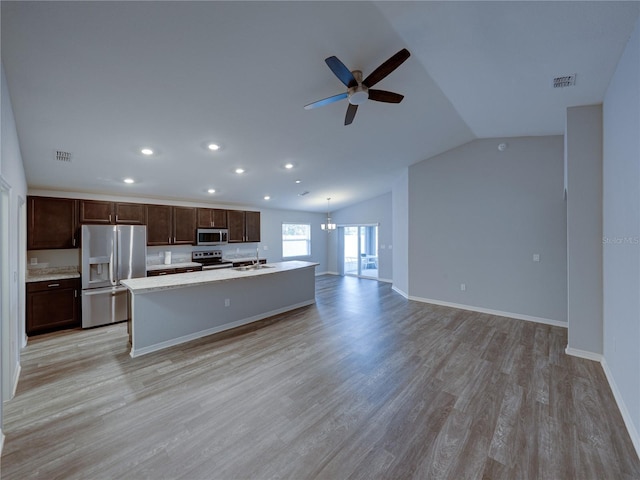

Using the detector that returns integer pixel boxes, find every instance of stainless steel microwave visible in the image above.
[196,228,228,245]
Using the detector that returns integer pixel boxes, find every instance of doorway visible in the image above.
[342,225,378,279]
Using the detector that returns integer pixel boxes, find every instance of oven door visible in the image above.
[197,228,228,245]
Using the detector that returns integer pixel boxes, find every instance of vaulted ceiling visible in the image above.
[2,1,638,212]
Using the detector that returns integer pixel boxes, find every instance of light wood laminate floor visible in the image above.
[3,275,639,479]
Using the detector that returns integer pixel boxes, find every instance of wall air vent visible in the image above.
[553,74,576,88]
[55,150,72,162]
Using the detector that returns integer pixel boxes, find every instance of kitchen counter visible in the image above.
[123,261,318,357]
[124,261,316,293]
[26,266,80,283]
[146,262,202,272]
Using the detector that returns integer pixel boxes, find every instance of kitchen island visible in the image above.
[121,261,318,357]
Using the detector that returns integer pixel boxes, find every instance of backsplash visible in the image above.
[146,243,265,265]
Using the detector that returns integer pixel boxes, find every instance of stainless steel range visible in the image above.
[192,250,233,270]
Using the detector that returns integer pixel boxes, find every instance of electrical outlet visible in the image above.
[263,245,268,250]
[460,283,466,291]
[224,298,230,307]
[533,254,540,262]
[30,257,37,265]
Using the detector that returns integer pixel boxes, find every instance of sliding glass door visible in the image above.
[342,225,378,279]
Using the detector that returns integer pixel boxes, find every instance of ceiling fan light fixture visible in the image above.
[348,88,369,106]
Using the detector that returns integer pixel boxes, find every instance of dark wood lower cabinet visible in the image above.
[26,278,80,335]
[147,265,202,276]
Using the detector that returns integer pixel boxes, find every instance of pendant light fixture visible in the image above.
[321,197,336,231]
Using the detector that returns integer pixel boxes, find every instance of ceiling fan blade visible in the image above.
[344,103,358,125]
[363,48,410,88]
[368,89,404,103]
[325,56,357,87]
[304,92,348,110]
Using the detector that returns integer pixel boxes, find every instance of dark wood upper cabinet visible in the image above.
[245,211,261,242]
[80,200,146,225]
[146,205,173,246]
[145,205,195,246]
[114,203,146,225]
[197,208,227,228]
[173,207,196,245]
[27,196,78,250]
[227,210,245,243]
[228,210,260,243]
[80,200,114,224]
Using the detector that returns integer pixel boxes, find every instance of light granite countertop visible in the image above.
[26,266,80,283]
[122,261,318,294]
[146,262,202,272]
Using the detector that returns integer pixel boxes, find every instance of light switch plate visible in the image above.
[533,254,540,262]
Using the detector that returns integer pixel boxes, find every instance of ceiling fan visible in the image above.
[304,48,410,125]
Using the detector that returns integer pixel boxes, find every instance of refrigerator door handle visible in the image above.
[109,252,116,286]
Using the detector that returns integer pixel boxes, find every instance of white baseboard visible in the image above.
[11,363,21,398]
[130,299,315,357]
[392,285,409,299]
[600,357,640,459]
[564,347,603,362]
[408,295,567,328]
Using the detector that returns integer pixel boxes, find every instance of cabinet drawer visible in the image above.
[147,269,176,276]
[27,278,79,293]
[175,266,202,273]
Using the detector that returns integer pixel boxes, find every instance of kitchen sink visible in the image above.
[232,264,275,271]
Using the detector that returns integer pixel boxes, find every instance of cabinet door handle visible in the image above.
[74,290,78,298]
[168,237,171,244]
[109,214,112,223]
[158,272,168,275]
[116,215,119,222]
[48,283,60,288]
[72,238,76,247]
[173,237,176,244]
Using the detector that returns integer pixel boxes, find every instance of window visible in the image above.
[282,223,311,258]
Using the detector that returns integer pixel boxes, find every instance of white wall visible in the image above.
[329,192,393,282]
[392,170,409,295]
[406,137,567,324]
[565,105,603,355]
[603,15,640,453]
[1,62,29,449]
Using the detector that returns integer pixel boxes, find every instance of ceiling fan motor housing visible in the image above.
[348,70,369,105]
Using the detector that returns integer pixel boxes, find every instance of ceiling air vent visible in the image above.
[553,74,576,88]
[298,191,310,197]
[55,150,72,162]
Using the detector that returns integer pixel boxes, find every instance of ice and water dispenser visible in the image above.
[87,256,111,285]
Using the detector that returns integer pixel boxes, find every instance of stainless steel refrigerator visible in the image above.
[81,224,147,328]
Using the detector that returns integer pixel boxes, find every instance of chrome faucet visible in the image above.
[253,247,260,266]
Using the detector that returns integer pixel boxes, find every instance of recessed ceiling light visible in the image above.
[141,148,153,156]
[124,178,135,184]
[207,188,216,194]
[235,168,245,174]
[285,163,294,169]
[264,195,271,200]
[208,143,220,151]
[295,179,302,184]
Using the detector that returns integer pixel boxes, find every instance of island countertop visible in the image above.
[122,260,318,294]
